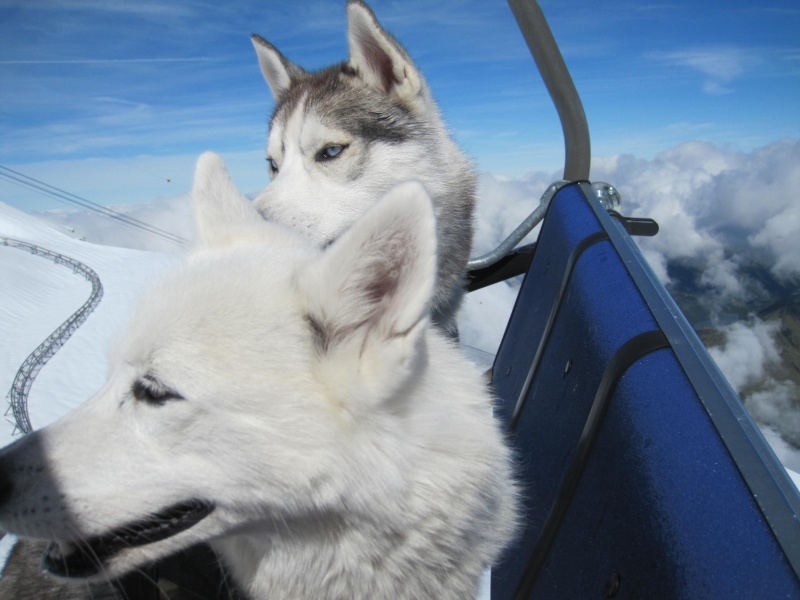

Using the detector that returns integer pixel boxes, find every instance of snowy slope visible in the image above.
[1,202,177,441]
[0,202,178,574]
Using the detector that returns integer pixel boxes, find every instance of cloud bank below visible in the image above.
[27,137,800,460]
[462,137,800,460]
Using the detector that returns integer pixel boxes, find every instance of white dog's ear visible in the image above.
[346,0,423,102]
[192,152,269,249]
[251,34,305,99]
[300,181,437,408]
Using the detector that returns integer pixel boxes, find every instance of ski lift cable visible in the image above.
[0,169,185,246]
[0,165,186,244]
[0,165,186,245]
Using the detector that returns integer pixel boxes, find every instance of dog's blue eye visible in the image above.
[267,158,279,175]
[132,379,183,406]
[318,145,347,161]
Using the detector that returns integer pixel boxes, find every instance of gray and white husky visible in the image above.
[0,154,516,599]
[251,0,476,331]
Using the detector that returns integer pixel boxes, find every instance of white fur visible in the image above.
[0,154,516,599]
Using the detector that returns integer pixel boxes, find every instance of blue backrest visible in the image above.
[490,182,800,599]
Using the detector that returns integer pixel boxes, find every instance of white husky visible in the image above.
[251,0,476,332]
[0,154,516,599]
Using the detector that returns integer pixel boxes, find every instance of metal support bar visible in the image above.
[467,180,566,271]
[2,237,103,435]
[507,0,591,181]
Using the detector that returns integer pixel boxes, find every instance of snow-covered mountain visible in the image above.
[0,202,178,570]
[1,202,177,444]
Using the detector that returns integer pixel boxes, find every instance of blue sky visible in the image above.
[0,0,798,211]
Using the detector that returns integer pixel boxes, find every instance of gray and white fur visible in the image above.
[251,0,476,331]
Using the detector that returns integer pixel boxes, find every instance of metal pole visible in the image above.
[508,0,591,181]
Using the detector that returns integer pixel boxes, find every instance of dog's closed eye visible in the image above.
[132,378,184,406]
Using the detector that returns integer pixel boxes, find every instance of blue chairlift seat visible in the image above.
[489,182,800,599]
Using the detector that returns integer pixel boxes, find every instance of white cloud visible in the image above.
[746,381,800,449]
[5,0,194,18]
[656,47,753,80]
[706,317,799,451]
[707,318,781,394]
[592,138,800,291]
[35,192,194,254]
[592,143,726,267]
[649,46,762,94]
[458,281,520,357]
[1,151,267,213]
[759,426,800,474]
[640,247,670,285]
[460,139,800,458]
[473,171,556,256]
[698,257,746,303]
[694,139,800,230]
[751,205,800,277]
[28,138,799,292]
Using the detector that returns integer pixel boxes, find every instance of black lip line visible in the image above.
[42,500,214,578]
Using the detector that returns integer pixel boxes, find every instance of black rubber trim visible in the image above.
[464,210,655,295]
[578,182,800,581]
[509,230,609,430]
[466,243,537,292]
[513,330,670,600]
[608,211,659,237]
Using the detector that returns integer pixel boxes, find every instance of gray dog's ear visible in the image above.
[346,0,423,101]
[251,34,306,99]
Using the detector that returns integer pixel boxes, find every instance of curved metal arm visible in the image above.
[466,1,593,272]
[467,181,567,270]
[507,0,590,181]
[467,181,620,271]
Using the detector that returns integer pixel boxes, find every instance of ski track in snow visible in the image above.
[3,238,103,434]
[0,203,177,441]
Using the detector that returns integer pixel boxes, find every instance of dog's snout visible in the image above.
[0,434,50,512]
